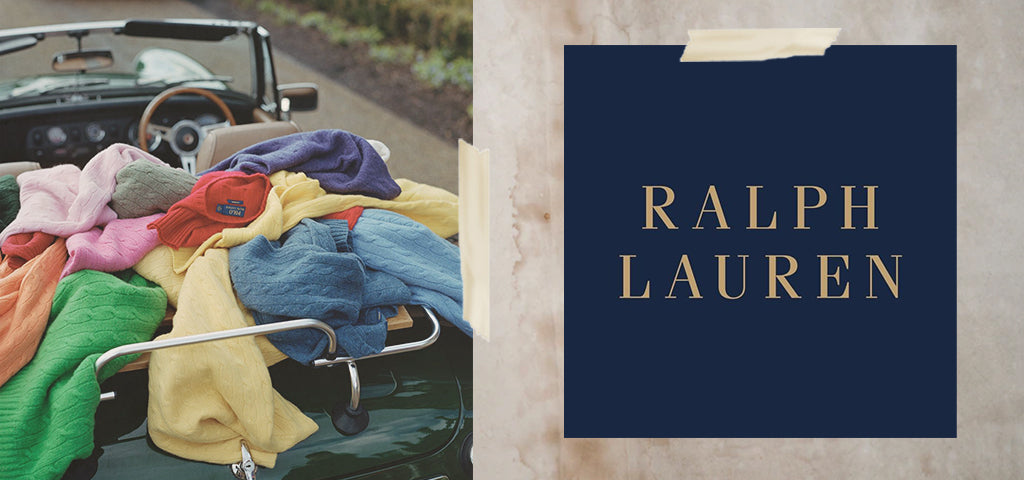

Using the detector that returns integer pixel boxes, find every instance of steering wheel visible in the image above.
[138,86,236,174]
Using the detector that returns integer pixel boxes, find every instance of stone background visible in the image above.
[475,0,1024,478]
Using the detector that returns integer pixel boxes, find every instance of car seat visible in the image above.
[194,120,301,172]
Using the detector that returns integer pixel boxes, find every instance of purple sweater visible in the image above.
[203,130,401,199]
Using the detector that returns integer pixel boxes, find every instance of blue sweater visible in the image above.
[229,219,410,363]
[338,208,470,336]
[230,209,469,365]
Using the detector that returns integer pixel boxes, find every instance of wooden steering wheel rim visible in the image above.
[137,86,237,153]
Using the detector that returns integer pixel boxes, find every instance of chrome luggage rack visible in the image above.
[93,307,442,435]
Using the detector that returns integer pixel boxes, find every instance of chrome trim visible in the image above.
[347,361,361,410]
[95,318,338,383]
[312,308,442,367]
[97,308,442,402]
[0,21,124,40]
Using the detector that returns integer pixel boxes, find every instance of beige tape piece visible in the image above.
[680,28,841,62]
[458,139,490,340]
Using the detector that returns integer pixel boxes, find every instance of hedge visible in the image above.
[294,0,471,58]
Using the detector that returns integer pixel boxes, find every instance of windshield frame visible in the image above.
[0,19,276,111]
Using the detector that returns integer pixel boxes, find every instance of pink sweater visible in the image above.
[0,144,166,244]
[61,214,164,279]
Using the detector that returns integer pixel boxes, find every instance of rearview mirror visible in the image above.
[52,49,114,72]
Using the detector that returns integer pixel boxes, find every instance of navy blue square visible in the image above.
[564,46,956,437]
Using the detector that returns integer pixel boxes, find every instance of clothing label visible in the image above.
[215,204,247,217]
[227,199,244,205]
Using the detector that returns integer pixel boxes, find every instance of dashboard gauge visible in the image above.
[85,123,106,143]
[127,122,161,151]
[46,126,67,145]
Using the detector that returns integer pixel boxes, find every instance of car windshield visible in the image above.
[0,25,254,103]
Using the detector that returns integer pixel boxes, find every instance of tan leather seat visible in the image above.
[196,121,301,172]
[0,162,41,178]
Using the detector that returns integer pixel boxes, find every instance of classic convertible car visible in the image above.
[0,18,320,172]
[0,19,472,480]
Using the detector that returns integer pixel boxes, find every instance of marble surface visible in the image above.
[475,0,1024,477]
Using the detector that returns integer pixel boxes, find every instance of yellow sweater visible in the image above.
[145,248,308,467]
[171,173,459,273]
[134,245,288,364]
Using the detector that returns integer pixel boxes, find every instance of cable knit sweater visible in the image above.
[132,244,289,365]
[61,214,163,279]
[1,232,57,269]
[229,218,410,363]
[0,237,67,388]
[109,160,197,219]
[169,171,459,274]
[341,209,470,336]
[203,129,401,199]
[0,270,166,480]
[0,144,166,244]
[147,248,316,468]
[0,175,19,231]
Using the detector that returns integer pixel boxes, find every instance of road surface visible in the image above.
[0,0,459,193]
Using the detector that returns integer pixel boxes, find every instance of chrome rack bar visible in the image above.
[322,308,441,435]
[347,362,361,410]
[97,308,442,403]
[96,318,338,401]
[312,308,441,368]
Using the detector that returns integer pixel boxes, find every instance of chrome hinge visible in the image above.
[230,440,257,480]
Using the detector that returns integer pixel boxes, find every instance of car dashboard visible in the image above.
[0,94,258,168]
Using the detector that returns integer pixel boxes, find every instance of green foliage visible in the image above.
[369,44,417,64]
[410,50,472,91]
[256,0,277,14]
[249,0,472,91]
[298,11,328,29]
[319,19,384,46]
[289,0,472,58]
[261,1,383,46]
[258,0,300,23]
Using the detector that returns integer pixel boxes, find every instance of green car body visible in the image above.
[88,316,473,480]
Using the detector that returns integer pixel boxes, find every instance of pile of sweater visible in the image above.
[0,130,467,478]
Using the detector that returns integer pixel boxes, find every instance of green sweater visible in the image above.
[0,270,166,479]
[0,174,18,231]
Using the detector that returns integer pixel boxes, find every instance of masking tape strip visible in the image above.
[680,28,841,62]
[458,139,490,340]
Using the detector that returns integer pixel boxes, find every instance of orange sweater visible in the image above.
[0,237,68,387]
